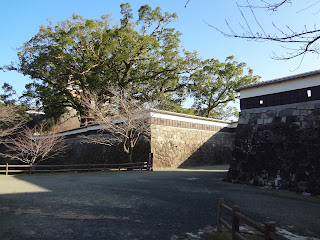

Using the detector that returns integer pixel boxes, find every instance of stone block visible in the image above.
[281,117,286,123]
[263,118,273,124]
[248,113,261,124]
[239,111,246,117]
[257,119,264,125]
[238,118,249,124]
[266,110,276,117]
[297,104,315,110]
[301,121,312,129]
[292,122,301,127]
[292,110,300,116]
[278,108,294,117]
[261,113,268,119]
[305,112,319,121]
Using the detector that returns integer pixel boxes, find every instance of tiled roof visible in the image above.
[237,69,320,91]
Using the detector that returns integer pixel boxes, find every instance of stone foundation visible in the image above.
[228,101,320,194]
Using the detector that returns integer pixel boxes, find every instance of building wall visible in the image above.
[228,100,320,194]
[151,117,236,169]
[240,85,320,110]
[239,73,320,99]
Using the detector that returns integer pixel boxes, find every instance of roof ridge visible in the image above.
[237,69,320,91]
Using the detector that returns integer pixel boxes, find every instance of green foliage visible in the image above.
[190,56,260,118]
[0,84,48,128]
[204,104,239,120]
[171,106,196,116]
[4,3,259,122]
[0,83,18,105]
[0,84,30,122]
[13,3,198,121]
[163,104,196,116]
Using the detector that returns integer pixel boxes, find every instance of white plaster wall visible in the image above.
[240,75,320,99]
[150,112,233,128]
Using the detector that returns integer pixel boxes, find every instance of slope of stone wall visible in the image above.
[151,125,235,169]
[228,101,320,194]
[34,134,151,165]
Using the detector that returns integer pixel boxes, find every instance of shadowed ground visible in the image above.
[0,167,319,239]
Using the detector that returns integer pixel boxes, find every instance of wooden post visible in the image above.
[71,164,73,172]
[148,153,153,171]
[51,164,53,174]
[88,163,90,172]
[118,163,121,171]
[232,205,240,240]
[265,221,276,240]
[29,164,32,175]
[217,198,224,232]
[5,163,8,176]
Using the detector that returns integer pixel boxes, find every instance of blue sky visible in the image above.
[1,0,319,107]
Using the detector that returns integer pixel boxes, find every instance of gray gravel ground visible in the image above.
[0,169,320,240]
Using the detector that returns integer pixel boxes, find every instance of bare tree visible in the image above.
[1,124,67,166]
[187,0,320,61]
[81,89,151,163]
[0,104,24,144]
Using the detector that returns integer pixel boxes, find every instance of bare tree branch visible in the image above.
[184,0,191,8]
[199,0,320,60]
[81,89,151,163]
[238,0,291,11]
[1,124,67,165]
[0,105,24,144]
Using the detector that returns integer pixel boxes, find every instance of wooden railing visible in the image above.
[0,161,152,175]
[217,198,288,240]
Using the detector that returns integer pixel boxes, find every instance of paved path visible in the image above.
[0,170,320,240]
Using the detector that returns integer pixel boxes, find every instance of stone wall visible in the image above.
[0,130,151,165]
[49,123,235,169]
[1,110,237,169]
[151,122,235,169]
[228,100,320,194]
[49,133,151,165]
